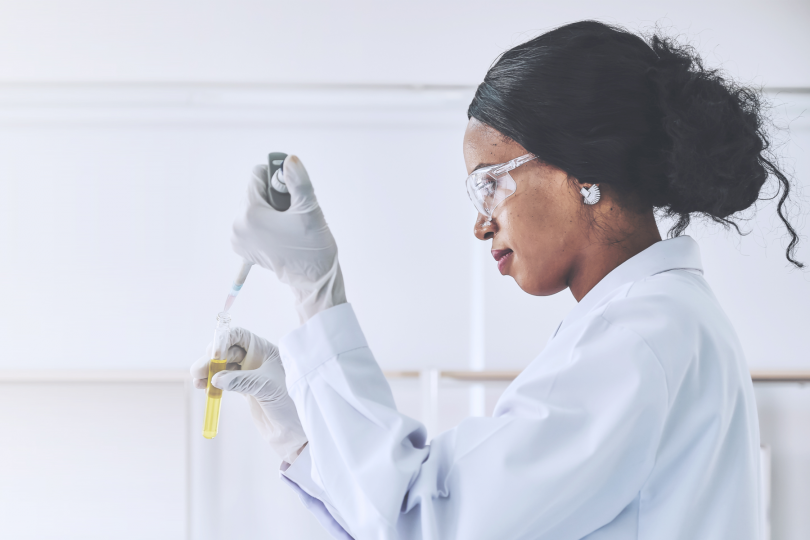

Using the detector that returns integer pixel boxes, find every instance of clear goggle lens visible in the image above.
[465,154,536,218]
[466,166,517,218]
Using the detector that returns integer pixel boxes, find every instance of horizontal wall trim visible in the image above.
[1,83,806,128]
[0,369,190,383]
[3,369,809,383]
[0,83,477,128]
[1,81,807,93]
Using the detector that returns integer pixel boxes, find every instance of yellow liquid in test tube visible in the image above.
[203,359,228,438]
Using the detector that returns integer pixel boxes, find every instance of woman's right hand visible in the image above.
[191,327,308,464]
[231,156,346,323]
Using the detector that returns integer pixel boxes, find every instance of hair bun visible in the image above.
[646,36,769,228]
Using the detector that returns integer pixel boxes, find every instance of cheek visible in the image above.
[501,191,581,292]
[504,193,572,252]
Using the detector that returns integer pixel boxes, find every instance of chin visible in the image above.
[514,273,565,297]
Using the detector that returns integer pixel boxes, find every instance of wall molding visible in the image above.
[1,83,806,128]
[0,83,476,127]
[0,369,189,382]
[3,369,809,383]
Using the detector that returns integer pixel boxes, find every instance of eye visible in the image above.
[475,176,497,195]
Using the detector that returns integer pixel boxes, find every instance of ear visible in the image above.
[579,183,602,205]
[571,176,593,190]
[565,175,588,196]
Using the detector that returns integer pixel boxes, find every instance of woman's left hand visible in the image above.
[191,327,308,464]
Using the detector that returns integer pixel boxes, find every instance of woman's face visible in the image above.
[463,118,591,296]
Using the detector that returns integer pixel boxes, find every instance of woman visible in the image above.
[191,21,802,539]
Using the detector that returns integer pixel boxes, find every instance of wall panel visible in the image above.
[0,381,186,540]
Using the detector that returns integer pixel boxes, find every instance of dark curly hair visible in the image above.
[468,20,803,268]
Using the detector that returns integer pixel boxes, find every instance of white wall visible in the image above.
[1,1,809,539]
[0,379,187,540]
[1,0,809,87]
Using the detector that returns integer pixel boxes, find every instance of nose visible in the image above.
[474,214,496,241]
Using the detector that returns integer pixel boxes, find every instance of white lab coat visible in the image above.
[278,236,761,540]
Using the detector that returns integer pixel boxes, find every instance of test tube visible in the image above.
[202,311,231,439]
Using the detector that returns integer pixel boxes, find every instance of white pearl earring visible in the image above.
[580,184,601,205]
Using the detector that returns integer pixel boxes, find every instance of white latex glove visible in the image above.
[231,155,346,323]
[190,327,308,464]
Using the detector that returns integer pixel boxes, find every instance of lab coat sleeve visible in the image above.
[279,303,669,540]
[280,447,354,539]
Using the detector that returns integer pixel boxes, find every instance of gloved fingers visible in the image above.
[192,363,241,390]
[190,343,247,386]
[241,330,263,371]
[212,368,262,394]
[230,165,276,268]
[228,326,252,354]
[250,332,281,362]
[211,365,287,402]
[229,326,279,371]
[190,352,212,380]
[191,346,245,378]
[246,164,273,208]
[230,328,281,371]
[282,155,318,211]
[226,344,247,365]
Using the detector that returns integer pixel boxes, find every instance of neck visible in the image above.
[567,209,662,302]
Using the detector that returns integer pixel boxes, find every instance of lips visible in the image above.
[491,249,514,274]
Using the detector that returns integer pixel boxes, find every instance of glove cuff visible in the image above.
[293,260,347,324]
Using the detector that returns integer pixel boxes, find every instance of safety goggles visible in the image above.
[465,153,537,218]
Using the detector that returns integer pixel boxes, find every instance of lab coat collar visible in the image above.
[556,236,703,336]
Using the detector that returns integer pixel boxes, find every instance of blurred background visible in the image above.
[0,0,808,539]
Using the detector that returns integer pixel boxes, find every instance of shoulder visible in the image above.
[599,269,743,386]
[602,269,720,337]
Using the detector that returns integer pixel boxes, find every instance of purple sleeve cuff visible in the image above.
[280,445,354,539]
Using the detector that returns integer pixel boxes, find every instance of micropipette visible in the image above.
[221,152,290,313]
